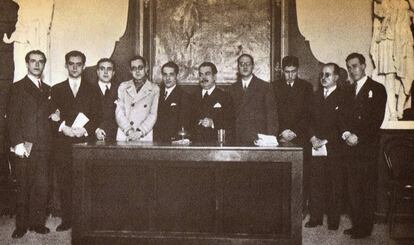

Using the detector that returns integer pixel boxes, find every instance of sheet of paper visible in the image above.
[72,112,89,128]
[312,144,327,156]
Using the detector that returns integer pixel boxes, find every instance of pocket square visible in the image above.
[213,103,222,108]
[170,102,177,106]
[368,90,373,98]
[335,106,339,110]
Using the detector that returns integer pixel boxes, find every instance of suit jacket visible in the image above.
[191,87,234,144]
[51,78,101,150]
[229,75,278,145]
[115,79,160,141]
[274,78,313,146]
[309,87,347,157]
[8,76,54,152]
[153,85,191,142]
[342,77,386,157]
[95,82,118,141]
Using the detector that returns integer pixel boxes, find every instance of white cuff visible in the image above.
[342,131,351,140]
[59,121,66,132]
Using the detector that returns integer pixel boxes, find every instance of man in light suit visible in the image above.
[229,54,278,145]
[51,50,101,231]
[94,58,118,141]
[191,62,234,144]
[342,53,386,239]
[153,61,191,142]
[115,55,159,141]
[8,50,54,238]
[306,63,347,230]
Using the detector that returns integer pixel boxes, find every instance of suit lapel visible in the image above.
[355,78,371,102]
[22,76,43,102]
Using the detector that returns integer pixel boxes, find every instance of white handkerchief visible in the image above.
[312,144,327,156]
[368,90,373,98]
[170,102,177,106]
[213,103,222,108]
[72,112,89,128]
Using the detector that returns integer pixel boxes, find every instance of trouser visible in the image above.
[346,155,377,234]
[309,156,343,226]
[14,151,49,229]
[54,148,73,225]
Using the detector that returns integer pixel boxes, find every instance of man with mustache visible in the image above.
[191,62,234,143]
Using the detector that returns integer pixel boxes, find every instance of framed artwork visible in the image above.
[147,0,282,85]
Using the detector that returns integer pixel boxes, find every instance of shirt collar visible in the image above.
[165,84,176,96]
[27,74,41,88]
[202,85,216,97]
[355,75,368,95]
[69,77,81,84]
[241,75,253,88]
[98,81,111,94]
[324,85,337,98]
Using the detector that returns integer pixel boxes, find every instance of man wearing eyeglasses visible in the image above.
[115,55,159,141]
[229,54,278,145]
[305,63,347,231]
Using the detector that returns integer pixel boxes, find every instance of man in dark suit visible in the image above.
[153,61,191,142]
[229,54,278,145]
[94,58,118,141]
[8,50,55,238]
[305,63,346,230]
[191,62,234,144]
[274,55,313,213]
[51,50,101,231]
[342,53,386,239]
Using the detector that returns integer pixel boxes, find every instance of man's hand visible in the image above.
[49,109,60,122]
[310,136,322,149]
[73,127,87,138]
[198,118,214,128]
[346,133,359,146]
[280,129,297,142]
[127,130,142,141]
[14,143,27,158]
[62,125,75,137]
[95,128,106,140]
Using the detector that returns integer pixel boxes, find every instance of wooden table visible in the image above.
[72,141,303,245]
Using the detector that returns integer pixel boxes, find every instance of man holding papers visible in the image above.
[8,50,54,238]
[306,63,347,231]
[51,50,101,231]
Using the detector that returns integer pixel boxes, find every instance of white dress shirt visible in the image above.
[164,85,176,100]
[241,75,253,89]
[323,85,337,98]
[355,75,368,96]
[69,77,81,97]
[27,74,42,88]
[202,85,216,98]
[98,81,111,95]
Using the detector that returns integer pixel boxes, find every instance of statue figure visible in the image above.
[370,0,414,120]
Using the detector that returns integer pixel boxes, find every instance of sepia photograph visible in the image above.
[0,0,413,244]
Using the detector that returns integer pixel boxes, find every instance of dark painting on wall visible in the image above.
[153,0,271,85]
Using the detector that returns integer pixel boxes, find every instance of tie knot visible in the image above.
[203,91,209,99]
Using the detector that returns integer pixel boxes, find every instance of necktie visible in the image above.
[287,82,293,88]
[105,85,110,96]
[243,82,247,92]
[164,90,168,100]
[38,80,43,91]
[352,82,358,97]
[203,91,209,100]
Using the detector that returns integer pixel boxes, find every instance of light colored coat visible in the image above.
[115,79,160,141]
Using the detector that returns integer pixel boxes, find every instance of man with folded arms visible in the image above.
[8,50,54,238]
[191,62,234,143]
[153,61,191,142]
[51,50,101,231]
